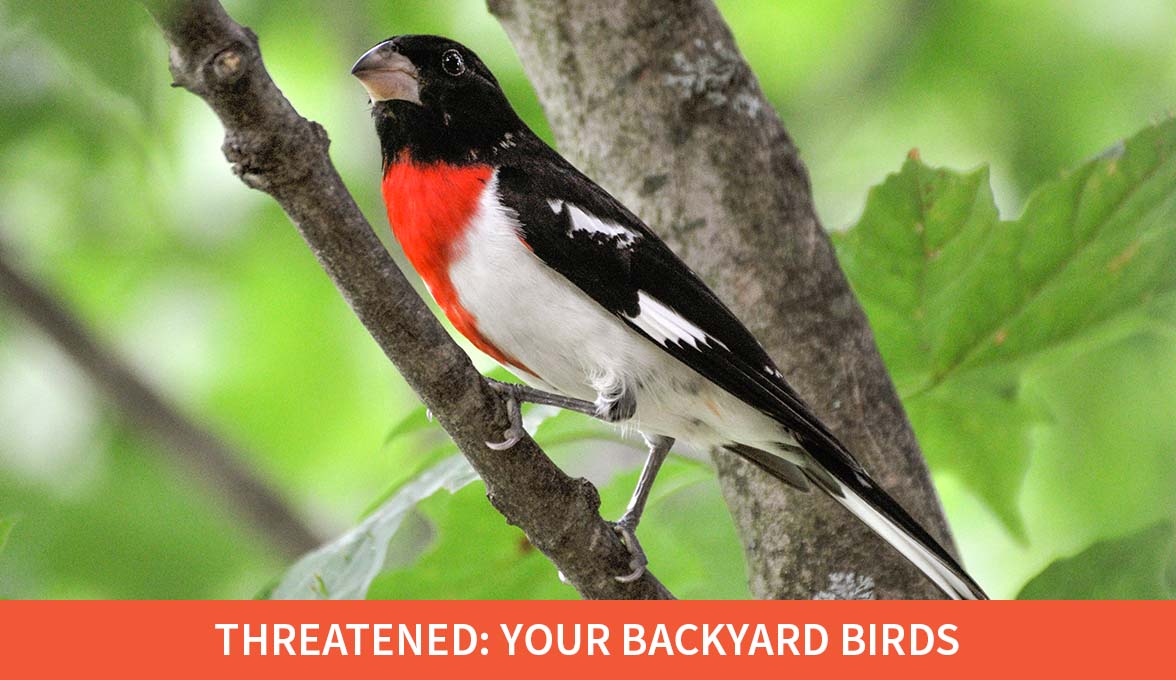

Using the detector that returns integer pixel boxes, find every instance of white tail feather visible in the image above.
[835,485,983,600]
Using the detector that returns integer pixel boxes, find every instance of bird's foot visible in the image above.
[610,515,649,583]
[484,381,526,450]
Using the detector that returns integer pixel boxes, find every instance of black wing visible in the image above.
[493,149,865,479]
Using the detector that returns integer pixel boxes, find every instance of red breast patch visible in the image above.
[382,156,534,375]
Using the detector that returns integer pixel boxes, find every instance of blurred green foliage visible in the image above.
[0,0,1173,599]
[1017,521,1175,599]
[0,516,15,556]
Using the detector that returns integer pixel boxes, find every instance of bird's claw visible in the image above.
[485,426,523,451]
[484,381,526,450]
[611,520,649,583]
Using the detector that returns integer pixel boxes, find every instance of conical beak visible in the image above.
[351,41,421,104]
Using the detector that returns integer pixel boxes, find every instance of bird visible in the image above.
[351,34,988,600]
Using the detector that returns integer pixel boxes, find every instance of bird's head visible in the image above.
[351,35,522,165]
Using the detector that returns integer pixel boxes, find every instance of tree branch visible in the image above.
[141,0,674,599]
[0,244,322,559]
[489,0,956,598]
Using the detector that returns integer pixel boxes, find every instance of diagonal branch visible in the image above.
[0,244,322,559]
[141,0,674,599]
[489,0,956,598]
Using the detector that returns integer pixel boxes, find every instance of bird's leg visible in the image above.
[483,378,602,450]
[486,379,600,415]
[612,435,674,583]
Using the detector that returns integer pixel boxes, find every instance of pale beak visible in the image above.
[351,41,421,105]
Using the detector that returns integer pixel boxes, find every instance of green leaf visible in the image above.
[529,408,621,448]
[380,366,515,450]
[382,405,436,447]
[365,480,576,600]
[363,405,457,518]
[836,119,1176,534]
[1017,333,1176,556]
[360,438,460,518]
[368,457,749,599]
[596,458,751,599]
[1017,520,1175,599]
[904,372,1039,540]
[380,369,526,447]
[270,455,478,600]
[365,397,616,518]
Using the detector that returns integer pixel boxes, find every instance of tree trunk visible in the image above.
[489,0,955,599]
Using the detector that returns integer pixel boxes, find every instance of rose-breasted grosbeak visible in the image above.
[352,35,987,599]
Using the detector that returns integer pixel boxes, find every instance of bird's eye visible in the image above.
[441,49,465,76]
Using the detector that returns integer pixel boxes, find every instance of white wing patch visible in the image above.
[628,291,729,350]
[548,199,639,246]
[497,131,518,150]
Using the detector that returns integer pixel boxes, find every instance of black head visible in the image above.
[351,35,523,166]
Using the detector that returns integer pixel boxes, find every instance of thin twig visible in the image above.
[0,245,323,559]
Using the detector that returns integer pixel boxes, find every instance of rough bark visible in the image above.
[141,0,673,599]
[489,0,956,599]
[0,244,323,560]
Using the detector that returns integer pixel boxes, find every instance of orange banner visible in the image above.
[0,601,1166,678]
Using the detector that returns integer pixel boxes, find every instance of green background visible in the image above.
[0,0,1173,599]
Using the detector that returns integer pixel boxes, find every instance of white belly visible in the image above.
[447,171,789,451]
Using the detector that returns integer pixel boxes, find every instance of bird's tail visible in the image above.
[804,462,987,600]
[739,439,988,600]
